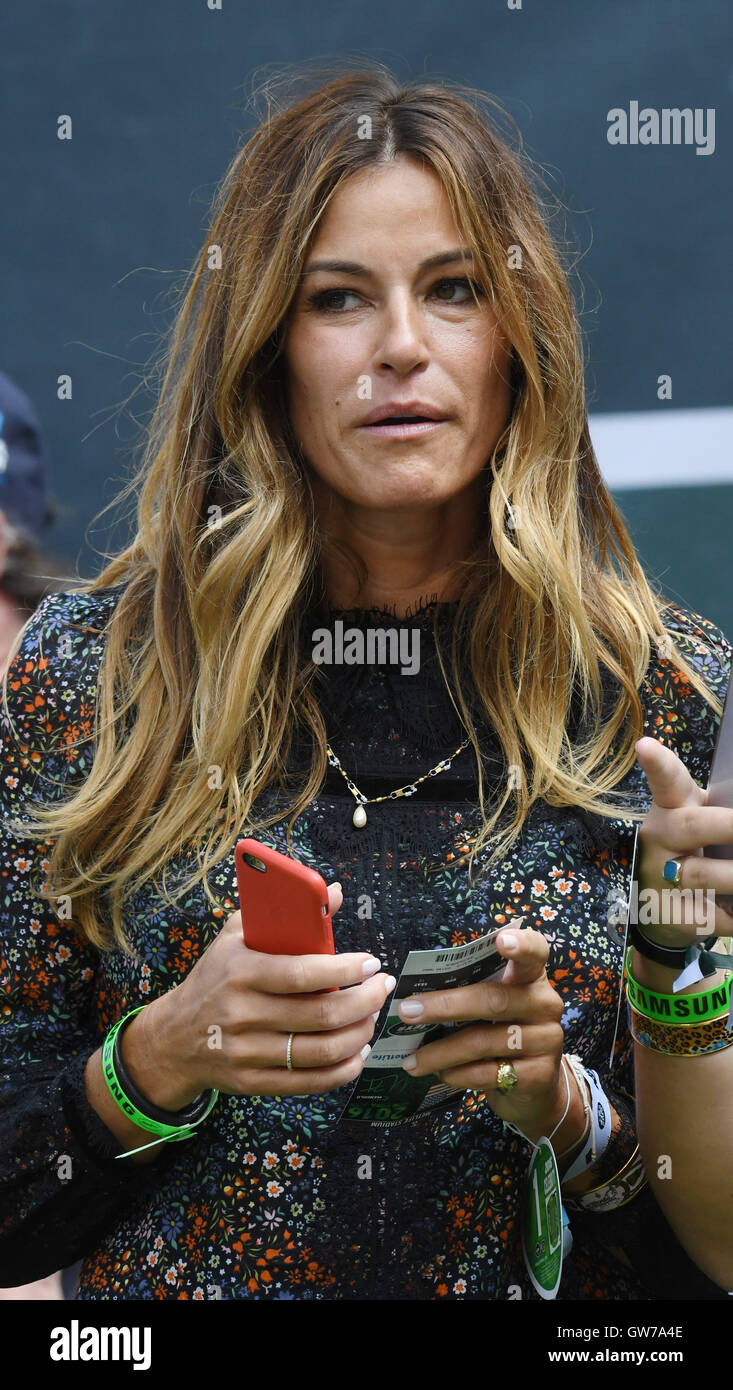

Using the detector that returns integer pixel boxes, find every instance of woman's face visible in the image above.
[282,155,513,514]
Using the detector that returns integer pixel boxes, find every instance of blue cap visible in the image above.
[0,371,51,545]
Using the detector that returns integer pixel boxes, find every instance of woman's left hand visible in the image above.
[634,735,733,946]
[397,925,569,1142]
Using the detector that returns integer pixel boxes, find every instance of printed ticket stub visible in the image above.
[340,916,527,1127]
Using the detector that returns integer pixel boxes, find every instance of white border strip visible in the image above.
[588,406,733,490]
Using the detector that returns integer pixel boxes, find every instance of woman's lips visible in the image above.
[358,419,447,439]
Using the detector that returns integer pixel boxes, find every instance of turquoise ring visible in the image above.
[662,858,683,885]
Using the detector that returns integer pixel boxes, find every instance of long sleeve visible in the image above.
[0,589,173,1286]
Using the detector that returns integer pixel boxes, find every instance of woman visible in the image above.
[1,63,731,1301]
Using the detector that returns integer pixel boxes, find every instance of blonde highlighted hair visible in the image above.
[3,59,722,953]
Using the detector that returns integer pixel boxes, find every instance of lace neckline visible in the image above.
[315,595,462,626]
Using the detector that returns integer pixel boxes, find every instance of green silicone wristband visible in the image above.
[102,1007,218,1139]
[624,949,732,1025]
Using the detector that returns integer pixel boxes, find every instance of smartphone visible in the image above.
[235,837,336,958]
[702,676,733,915]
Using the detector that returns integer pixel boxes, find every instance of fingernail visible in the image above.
[332,881,342,891]
[362,958,381,977]
[401,1054,418,1070]
[384,974,397,994]
[398,1000,424,1019]
[372,1010,381,1022]
[500,932,518,952]
[360,1044,372,1061]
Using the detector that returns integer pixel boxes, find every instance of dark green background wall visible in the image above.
[2,0,731,635]
[615,486,732,640]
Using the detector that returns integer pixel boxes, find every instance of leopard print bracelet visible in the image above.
[627,1001,733,1055]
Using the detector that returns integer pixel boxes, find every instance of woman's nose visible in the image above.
[373,292,429,372]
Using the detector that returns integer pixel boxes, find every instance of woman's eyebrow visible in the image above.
[300,248,475,277]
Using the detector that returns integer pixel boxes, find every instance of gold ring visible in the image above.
[496,1061,518,1094]
[286,1032,295,1070]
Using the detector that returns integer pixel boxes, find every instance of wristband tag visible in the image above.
[672,956,704,991]
[583,1066,612,1163]
[521,1138,564,1299]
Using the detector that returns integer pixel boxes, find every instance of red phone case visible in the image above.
[235,838,336,957]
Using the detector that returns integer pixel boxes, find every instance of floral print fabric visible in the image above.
[0,584,730,1300]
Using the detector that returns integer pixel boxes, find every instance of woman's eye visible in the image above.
[431,277,483,303]
[307,277,484,313]
[308,288,362,313]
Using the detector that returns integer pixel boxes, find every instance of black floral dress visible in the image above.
[0,584,730,1299]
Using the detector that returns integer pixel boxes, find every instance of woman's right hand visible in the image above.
[138,882,396,1102]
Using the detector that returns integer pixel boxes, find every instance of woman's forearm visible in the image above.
[83,990,200,1166]
[632,948,733,1290]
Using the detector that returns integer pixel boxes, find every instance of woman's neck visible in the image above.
[310,473,486,617]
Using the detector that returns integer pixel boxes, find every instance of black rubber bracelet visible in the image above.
[629,920,717,968]
[112,1010,214,1128]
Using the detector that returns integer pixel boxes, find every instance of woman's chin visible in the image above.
[345,470,469,510]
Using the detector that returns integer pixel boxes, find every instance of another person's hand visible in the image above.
[139,882,396,1101]
[394,925,568,1143]
[635,735,733,947]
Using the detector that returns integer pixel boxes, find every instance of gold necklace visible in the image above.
[325,738,471,827]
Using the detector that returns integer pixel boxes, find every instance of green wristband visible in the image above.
[624,948,733,1025]
[102,1006,218,1142]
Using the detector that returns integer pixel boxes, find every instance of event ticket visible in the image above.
[340,916,527,1126]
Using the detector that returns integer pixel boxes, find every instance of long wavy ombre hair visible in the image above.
[3,61,722,954]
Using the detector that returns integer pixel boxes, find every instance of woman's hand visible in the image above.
[632,738,733,1293]
[137,883,396,1104]
[395,925,575,1145]
[635,735,733,947]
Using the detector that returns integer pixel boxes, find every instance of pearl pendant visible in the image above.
[352,803,367,828]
